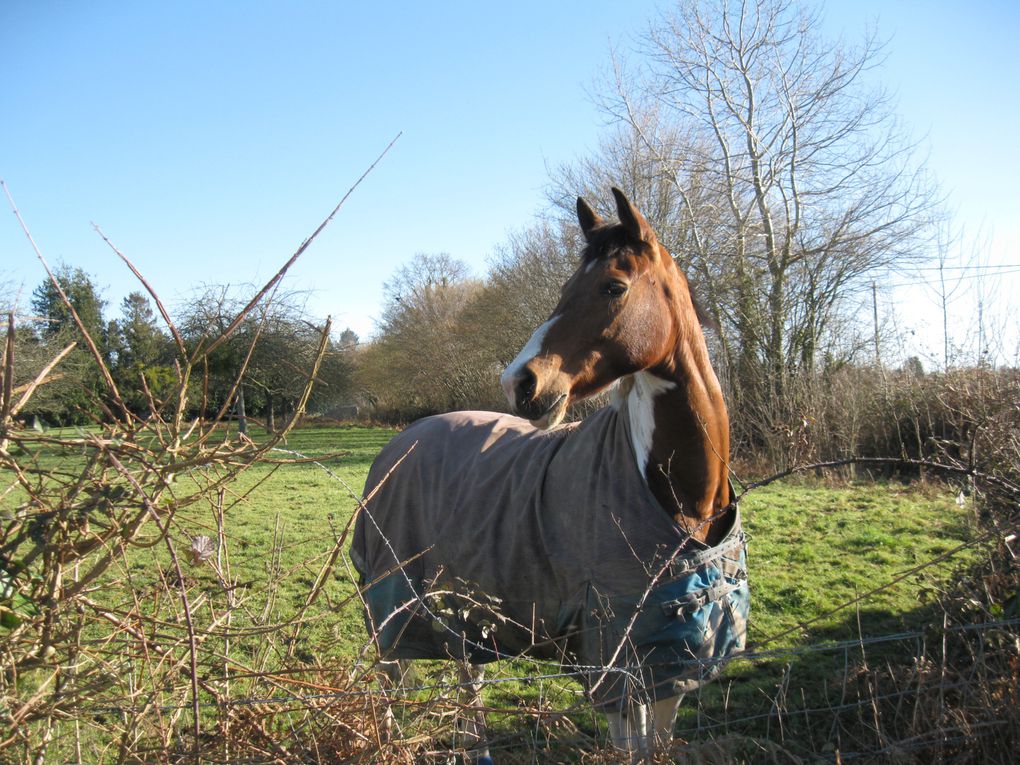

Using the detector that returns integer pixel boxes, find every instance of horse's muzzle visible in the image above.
[504,367,568,428]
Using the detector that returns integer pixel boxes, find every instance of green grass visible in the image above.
[206,432,979,656]
[171,425,400,656]
[175,428,983,748]
[742,480,977,643]
[2,424,987,759]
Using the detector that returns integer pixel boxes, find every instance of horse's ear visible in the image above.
[611,187,655,245]
[576,197,603,242]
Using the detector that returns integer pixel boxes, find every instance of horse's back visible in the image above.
[365,410,556,492]
[358,410,568,534]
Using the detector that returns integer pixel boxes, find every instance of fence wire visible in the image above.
[81,616,1020,717]
[28,445,1014,764]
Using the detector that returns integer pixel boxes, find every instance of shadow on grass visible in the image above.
[669,594,1017,763]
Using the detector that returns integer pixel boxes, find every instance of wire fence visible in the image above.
[81,616,1020,715]
[97,448,1010,762]
[34,607,1020,763]
[5,439,1017,764]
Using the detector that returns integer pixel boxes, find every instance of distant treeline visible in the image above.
[8,268,356,431]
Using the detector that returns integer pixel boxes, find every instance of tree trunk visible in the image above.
[236,386,247,436]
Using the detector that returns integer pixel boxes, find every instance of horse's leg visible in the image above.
[378,659,414,742]
[456,661,491,764]
[648,694,682,751]
[604,702,649,760]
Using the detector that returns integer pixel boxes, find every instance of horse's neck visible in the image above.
[621,350,731,545]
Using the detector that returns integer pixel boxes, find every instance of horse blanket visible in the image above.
[350,399,749,710]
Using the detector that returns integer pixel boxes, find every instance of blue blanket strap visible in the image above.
[658,573,747,617]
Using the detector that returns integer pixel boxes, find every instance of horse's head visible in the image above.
[501,188,703,428]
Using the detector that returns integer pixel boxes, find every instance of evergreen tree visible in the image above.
[31,266,108,356]
[26,267,109,423]
[109,292,175,415]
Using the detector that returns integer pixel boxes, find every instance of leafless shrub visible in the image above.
[0,154,421,763]
[734,362,1020,763]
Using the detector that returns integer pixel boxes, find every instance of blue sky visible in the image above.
[2,1,1018,365]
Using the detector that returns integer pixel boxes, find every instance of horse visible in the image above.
[351,188,749,760]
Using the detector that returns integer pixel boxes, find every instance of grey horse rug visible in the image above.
[350,398,749,710]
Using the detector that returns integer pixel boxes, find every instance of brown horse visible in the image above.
[352,189,748,759]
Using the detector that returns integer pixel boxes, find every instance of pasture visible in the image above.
[158,424,981,648]
[1,421,997,762]
[170,424,984,758]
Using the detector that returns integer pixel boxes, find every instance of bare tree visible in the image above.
[177,285,324,432]
[465,222,581,362]
[358,254,484,418]
[556,0,941,437]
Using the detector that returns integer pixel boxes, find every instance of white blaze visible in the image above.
[499,316,559,407]
[627,371,676,479]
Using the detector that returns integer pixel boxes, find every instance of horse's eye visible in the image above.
[601,280,628,298]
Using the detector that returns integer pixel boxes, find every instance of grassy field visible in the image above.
[168,427,984,745]
[198,425,980,641]
[3,423,989,760]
